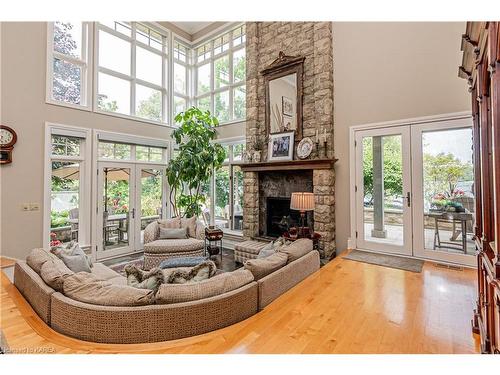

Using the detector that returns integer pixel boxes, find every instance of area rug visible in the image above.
[107,257,144,275]
[343,250,424,273]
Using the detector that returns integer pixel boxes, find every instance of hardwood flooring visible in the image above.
[0,253,481,354]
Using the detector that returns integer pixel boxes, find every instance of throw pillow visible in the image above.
[40,258,74,291]
[244,252,288,280]
[51,241,92,273]
[279,238,313,263]
[124,265,165,292]
[180,216,197,238]
[26,248,58,274]
[157,217,181,229]
[159,256,207,269]
[159,227,188,239]
[166,261,217,284]
[63,272,155,307]
[257,237,290,258]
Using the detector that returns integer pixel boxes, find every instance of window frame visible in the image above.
[94,22,169,125]
[210,137,246,233]
[194,24,246,125]
[46,22,93,110]
[44,123,92,249]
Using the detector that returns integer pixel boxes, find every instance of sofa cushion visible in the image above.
[156,269,254,304]
[26,248,57,274]
[63,272,155,307]
[144,238,204,254]
[40,258,74,291]
[158,218,181,229]
[279,238,313,263]
[159,227,187,239]
[180,216,197,238]
[91,263,121,281]
[257,237,291,259]
[244,252,288,280]
[108,275,128,286]
[51,241,92,273]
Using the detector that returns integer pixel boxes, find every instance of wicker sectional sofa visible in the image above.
[14,240,320,344]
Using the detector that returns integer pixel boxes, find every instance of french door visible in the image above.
[354,117,476,267]
[355,126,413,256]
[96,162,167,260]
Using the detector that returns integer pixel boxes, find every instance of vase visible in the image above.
[243,151,252,163]
[252,150,261,162]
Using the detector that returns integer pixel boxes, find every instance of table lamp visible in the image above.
[290,192,315,237]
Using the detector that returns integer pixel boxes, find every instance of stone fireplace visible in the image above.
[242,22,335,259]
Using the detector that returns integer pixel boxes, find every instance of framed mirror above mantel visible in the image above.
[261,51,305,141]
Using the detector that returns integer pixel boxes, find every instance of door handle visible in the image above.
[406,192,411,207]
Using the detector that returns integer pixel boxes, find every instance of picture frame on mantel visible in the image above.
[268,131,294,162]
[261,51,305,141]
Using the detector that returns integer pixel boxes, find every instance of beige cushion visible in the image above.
[144,238,204,254]
[279,238,313,263]
[40,258,74,291]
[108,276,128,286]
[91,263,121,281]
[63,272,154,307]
[26,248,57,274]
[158,218,181,229]
[156,269,254,304]
[244,252,288,280]
[180,216,197,238]
[159,227,187,239]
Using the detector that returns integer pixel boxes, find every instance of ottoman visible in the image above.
[234,240,268,263]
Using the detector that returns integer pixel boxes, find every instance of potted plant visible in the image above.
[167,107,226,220]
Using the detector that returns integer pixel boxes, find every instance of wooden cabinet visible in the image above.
[459,22,500,354]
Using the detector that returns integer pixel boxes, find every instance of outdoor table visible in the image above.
[425,210,473,253]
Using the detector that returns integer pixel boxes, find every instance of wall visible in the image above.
[0,22,240,260]
[332,22,471,254]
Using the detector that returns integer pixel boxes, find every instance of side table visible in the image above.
[204,227,223,264]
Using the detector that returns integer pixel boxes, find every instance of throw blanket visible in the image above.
[125,260,217,291]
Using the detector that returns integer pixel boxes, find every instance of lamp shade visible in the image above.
[290,192,315,212]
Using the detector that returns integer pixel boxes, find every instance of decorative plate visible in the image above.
[297,137,313,159]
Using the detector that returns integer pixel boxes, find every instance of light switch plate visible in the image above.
[21,203,30,211]
[29,203,40,211]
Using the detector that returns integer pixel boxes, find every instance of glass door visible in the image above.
[135,166,167,250]
[355,126,412,256]
[96,162,136,259]
[411,118,476,266]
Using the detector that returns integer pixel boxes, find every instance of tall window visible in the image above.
[96,22,167,123]
[195,25,246,123]
[47,22,92,108]
[212,141,245,231]
[173,40,190,123]
[46,126,91,248]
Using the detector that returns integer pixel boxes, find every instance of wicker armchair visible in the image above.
[143,220,206,270]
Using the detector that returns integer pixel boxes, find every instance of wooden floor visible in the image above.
[0,253,481,354]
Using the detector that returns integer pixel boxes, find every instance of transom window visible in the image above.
[96,22,167,123]
[47,22,246,127]
[98,140,167,163]
[195,25,246,123]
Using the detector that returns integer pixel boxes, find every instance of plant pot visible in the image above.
[252,150,261,163]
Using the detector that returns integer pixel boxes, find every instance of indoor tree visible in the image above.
[167,107,226,219]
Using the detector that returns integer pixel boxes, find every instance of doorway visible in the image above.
[96,162,167,260]
[353,116,476,267]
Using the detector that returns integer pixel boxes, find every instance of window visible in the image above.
[97,139,167,163]
[194,25,246,123]
[96,22,168,123]
[47,22,92,108]
[45,125,91,249]
[47,22,246,127]
[210,141,245,232]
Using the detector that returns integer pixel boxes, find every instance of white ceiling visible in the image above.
[170,22,214,35]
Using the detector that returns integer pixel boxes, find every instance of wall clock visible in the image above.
[0,125,17,164]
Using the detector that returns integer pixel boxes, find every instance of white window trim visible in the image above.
[43,122,92,249]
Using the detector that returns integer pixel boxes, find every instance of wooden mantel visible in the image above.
[237,158,337,172]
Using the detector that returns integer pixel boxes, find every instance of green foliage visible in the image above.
[423,152,472,199]
[51,210,69,228]
[362,136,403,201]
[136,91,162,122]
[167,107,226,218]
